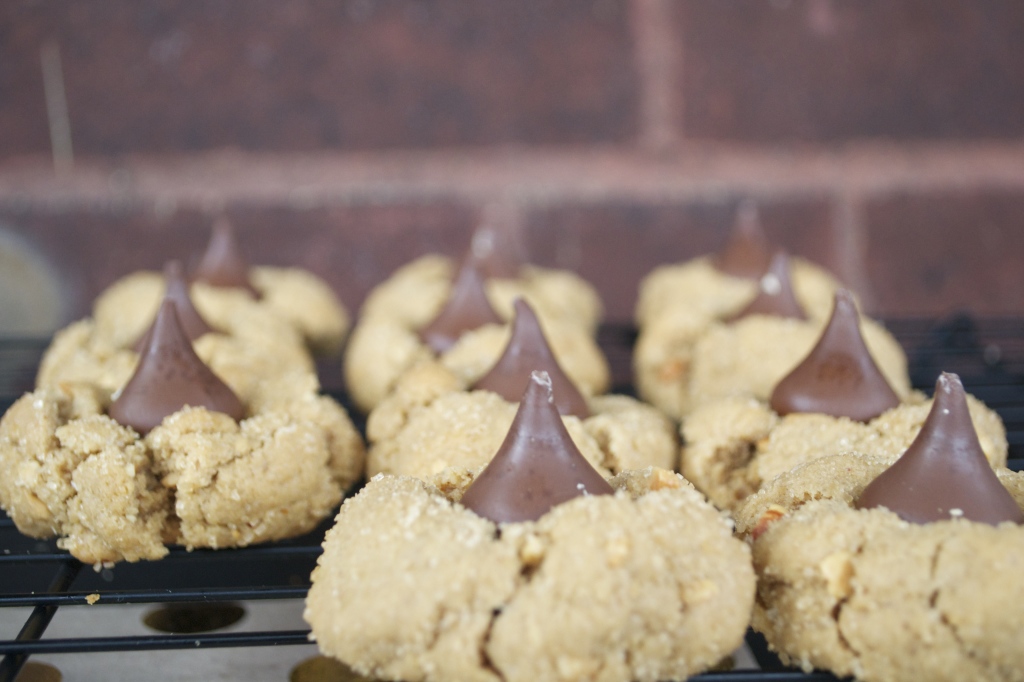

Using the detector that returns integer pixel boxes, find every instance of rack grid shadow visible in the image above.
[1,315,1022,682]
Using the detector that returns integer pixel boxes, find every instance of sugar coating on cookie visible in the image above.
[682,391,1007,510]
[345,265,609,413]
[305,468,754,682]
[365,360,676,481]
[732,454,1024,682]
[0,369,365,566]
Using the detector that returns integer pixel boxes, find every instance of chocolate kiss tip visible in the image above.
[110,300,245,435]
[714,201,772,279]
[192,219,259,296]
[460,370,613,524]
[473,298,589,418]
[419,255,503,355]
[133,260,213,352]
[855,372,1023,526]
[728,250,806,322]
[769,288,900,422]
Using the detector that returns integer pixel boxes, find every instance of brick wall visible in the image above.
[1,0,1023,332]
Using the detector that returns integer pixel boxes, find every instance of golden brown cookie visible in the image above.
[638,308,910,422]
[344,302,609,414]
[0,370,365,567]
[365,360,676,481]
[92,265,349,356]
[634,255,846,419]
[636,255,838,330]
[359,254,602,336]
[305,468,754,682]
[691,313,909,407]
[732,454,1024,682]
[37,300,313,408]
[682,391,1008,510]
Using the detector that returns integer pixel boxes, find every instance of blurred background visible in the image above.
[1,0,1023,335]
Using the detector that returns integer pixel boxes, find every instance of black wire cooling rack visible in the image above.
[1,315,1023,682]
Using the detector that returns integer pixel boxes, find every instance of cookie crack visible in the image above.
[832,542,865,662]
[927,539,997,677]
[476,532,550,682]
[59,442,126,517]
[716,440,757,493]
[478,607,505,682]
[595,434,621,475]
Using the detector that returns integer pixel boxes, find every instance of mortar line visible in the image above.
[40,41,74,176]
[629,0,683,151]
[2,143,1024,212]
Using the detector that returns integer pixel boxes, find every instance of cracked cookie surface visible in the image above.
[682,392,1008,510]
[0,371,365,566]
[365,361,676,481]
[733,454,1024,682]
[305,468,754,682]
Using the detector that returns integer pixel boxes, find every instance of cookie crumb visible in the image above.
[752,504,788,540]
[604,534,631,568]
[556,655,599,680]
[649,468,683,491]
[819,551,854,599]
[682,579,719,606]
[518,533,545,567]
[85,593,100,605]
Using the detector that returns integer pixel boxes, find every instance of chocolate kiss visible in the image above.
[418,255,503,354]
[110,300,245,435]
[713,201,773,279]
[133,261,213,352]
[191,218,259,297]
[460,371,613,524]
[855,373,1023,526]
[770,289,900,422]
[469,207,528,279]
[473,299,589,418]
[728,251,807,322]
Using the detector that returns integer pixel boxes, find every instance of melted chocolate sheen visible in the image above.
[192,219,259,296]
[770,289,900,422]
[419,256,503,354]
[855,373,1023,525]
[473,299,589,418]
[133,261,213,352]
[471,213,527,279]
[460,371,613,524]
[110,300,245,435]
[729,251,806,321]
[714,202,772,279]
